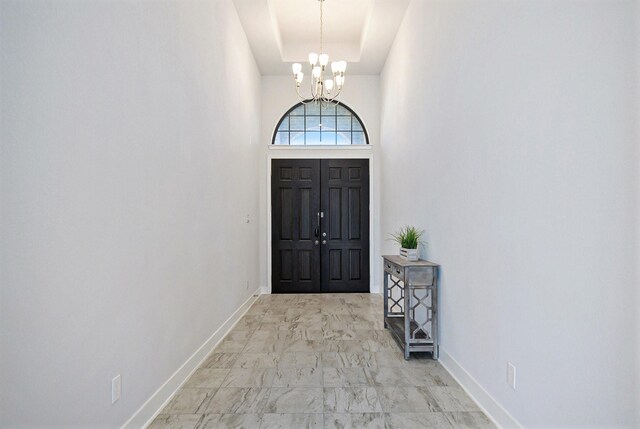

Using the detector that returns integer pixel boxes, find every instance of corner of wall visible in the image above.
[635,2,640,426]
[121,290,261,429]
[439,351,523,429]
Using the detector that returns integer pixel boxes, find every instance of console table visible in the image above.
[382,255,440,360]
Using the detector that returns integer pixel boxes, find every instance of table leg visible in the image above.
[404,282,410,360]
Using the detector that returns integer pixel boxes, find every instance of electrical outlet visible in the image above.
[112,374,121,404]
[507,362,516,390]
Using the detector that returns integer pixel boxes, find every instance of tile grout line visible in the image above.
[150,294,494,428]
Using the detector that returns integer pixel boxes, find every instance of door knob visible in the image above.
[322,232,327,237]
[322,240,327,244]
[314,240,319,245]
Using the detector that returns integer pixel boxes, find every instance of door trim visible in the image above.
[266,151,374,294]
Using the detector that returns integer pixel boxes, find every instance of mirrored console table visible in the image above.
[382,255,440,360]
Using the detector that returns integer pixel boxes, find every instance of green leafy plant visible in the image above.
[390,225,424,249]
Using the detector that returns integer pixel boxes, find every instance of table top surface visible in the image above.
[382,255,440,267]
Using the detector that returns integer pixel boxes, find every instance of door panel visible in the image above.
[320,159,370,292]
[271,158,369,293]
[272,159,321,293]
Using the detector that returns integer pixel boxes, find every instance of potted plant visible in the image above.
[390,226,424,261]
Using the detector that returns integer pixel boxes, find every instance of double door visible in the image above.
[271,159,370,293]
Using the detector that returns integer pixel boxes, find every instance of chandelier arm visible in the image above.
[295,85,305,102]
[300,98,313,105]
[311,74,320,100]
[295,84,312,104]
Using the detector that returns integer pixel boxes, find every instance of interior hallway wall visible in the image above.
[636,1,640,425]
[259,75,382,293]
[0,1,261,426]
[380,1,638,427]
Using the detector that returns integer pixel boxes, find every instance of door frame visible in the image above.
[266,147,374,294]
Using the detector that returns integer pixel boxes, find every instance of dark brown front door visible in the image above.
[271,159,370,293]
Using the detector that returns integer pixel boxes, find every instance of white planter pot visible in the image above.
[399,248,419,261]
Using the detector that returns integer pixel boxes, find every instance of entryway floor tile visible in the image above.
[152,294,495,429]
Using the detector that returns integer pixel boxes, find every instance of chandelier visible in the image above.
[291,0,347,104]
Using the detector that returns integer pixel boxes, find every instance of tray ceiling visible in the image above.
[233,0,410,75]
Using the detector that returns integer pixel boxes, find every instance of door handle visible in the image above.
[314,240,319,245]
[316,212,322,238]
[322,240,327,245]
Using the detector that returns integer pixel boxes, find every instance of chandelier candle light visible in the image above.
[292,0,347,104]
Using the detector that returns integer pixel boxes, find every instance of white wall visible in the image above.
[381,1,638,427]
[259,75,382,293]
[636,2,640,426]
[0,1,261,427]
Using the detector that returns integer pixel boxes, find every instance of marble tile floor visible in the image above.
[150,294,495,429]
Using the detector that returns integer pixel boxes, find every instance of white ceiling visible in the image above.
[233,0,410,75]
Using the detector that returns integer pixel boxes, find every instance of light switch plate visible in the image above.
[112,374,121,404]
[507,362,516,390]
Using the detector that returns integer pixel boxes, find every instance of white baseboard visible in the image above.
[121,289,262,429]
[439,350,524,429]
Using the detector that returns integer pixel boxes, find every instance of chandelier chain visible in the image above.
[319,0,323,53]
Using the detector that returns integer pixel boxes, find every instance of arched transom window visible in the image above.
[272,102,369,146]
